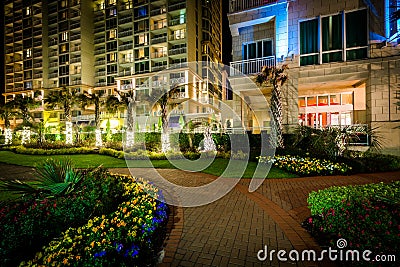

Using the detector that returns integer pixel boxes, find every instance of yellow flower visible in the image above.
[90,241,95,248]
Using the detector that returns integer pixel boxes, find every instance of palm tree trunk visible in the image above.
[271,85,284,148]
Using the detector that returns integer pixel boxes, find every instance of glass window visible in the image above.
[330,94,340,105]
[298,97,306,107]
[341,93,353,105]
[300,19,318,59]
[25,48,32,58]
[307,96,317,106]
[346,10,367,48]
[26,7,31,16]
[243,40,273,60]
[108,29,117,39]
[318,95,328,106]
[322,14,342,63]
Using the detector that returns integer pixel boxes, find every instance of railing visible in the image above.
[71,80,82,85]
[95,82,107,87]
[118,29,133,37]
[119,43,133,50]
[70,57,81,63]
[119,16,133,24]
[49,51,58,57]
[95,37,105,44]
[151,22,167,30]
[151,7,167,16]
[169,2,185,12]
[229,0,278,13]
[119,70,132,76]
[95,49,106,55]
[169,17,186,26]
[230,56,275,76]
[49,73,58,78]
[152,51,167,58]
[96,71,106,76]
[152,65,167,72]
[169,47,187,55]
[151,36,167,44]
[95,60,106,66]
[169,35,186,41]
[70,34,81,41]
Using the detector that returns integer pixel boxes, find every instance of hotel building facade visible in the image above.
[227,0,400,154]
[2,0,223,130]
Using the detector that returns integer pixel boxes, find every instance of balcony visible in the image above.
[151,36,167,44]
[230,56,275,76]
[169,17,186,26]
[95,37,105,44]
[49,72,58,79]
[229,0,278,13]
[33,62,43,68]
[70,34,81,41]
[95,81,107,87]
[96,71,106,77]
[70,46,81,52]
[49,51,58,57]
[95,49,106,55]
[169,47,187,55]
[152,51,167,58]
[118,29,133,38]
[152,65,167,72]
[95,60,106,66]
[119,70,132,76]
[119,43,133,51]
[119,16,133,24]
[71,79,82,85]
[168,2,185,12]
[151,6,167,16]
[70,57,81,63]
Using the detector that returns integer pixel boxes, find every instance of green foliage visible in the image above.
[0,158,84,197]
[20,176,168,267]
[0,169,129,266]
[258,155,351,176]
[307,182,400,257]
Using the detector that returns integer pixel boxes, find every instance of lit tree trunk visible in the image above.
[94,100,102,147]
[271,84,284,148]
[64,104,73,145]
[125,99,136,148]
[160,102,170,153]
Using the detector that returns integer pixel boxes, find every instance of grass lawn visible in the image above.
[0,151,298,179]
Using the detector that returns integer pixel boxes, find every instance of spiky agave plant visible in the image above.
[0,158,83,197]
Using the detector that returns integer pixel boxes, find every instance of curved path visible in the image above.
[109,168,400,267]
[1,163,398,266]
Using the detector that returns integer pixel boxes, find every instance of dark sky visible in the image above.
[222,0,233,65]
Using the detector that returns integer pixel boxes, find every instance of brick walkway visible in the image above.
[109,168,400,267]
[1,163,399,266]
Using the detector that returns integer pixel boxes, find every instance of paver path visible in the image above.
[110,168,400,267]
[1,163,399,266]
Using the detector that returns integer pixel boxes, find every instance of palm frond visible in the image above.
[0,180,40,195]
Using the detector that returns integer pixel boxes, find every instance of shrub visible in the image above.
[0,169,126,266]
[307,182,400,258]
[258,155,352,176]
[21,176,168,267]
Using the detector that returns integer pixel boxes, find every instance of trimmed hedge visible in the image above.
[307,182,400,258]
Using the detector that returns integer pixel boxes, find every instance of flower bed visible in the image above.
[258,155,351,176]
[305,182,400,257]
[0,170,168,266]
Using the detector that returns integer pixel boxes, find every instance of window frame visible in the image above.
[242,38,274,60]
[298,8,368,66]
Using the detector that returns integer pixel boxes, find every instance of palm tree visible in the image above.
[255,65,289,148]
[78,90,106,146]
[0,101,16,145]
[78,90,106,129]
[106,90,138,148]
[8,94,38,128]
[44,87,79,144]
[0,101,15,129]
[146,86,181,152]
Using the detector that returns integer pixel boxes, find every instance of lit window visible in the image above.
[61,0,68,8]
[174,29,186,40]
[25,48,32,58]
[25,7,31,16]
[138,33,148,45]
[107,53,117,62]
[108,29,117,39]
[108,0,116,5]
[60,31,68,41]
[109,7,117,16]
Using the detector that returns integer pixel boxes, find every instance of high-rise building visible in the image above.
[2,0,223,130]
[227,0,400,154]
